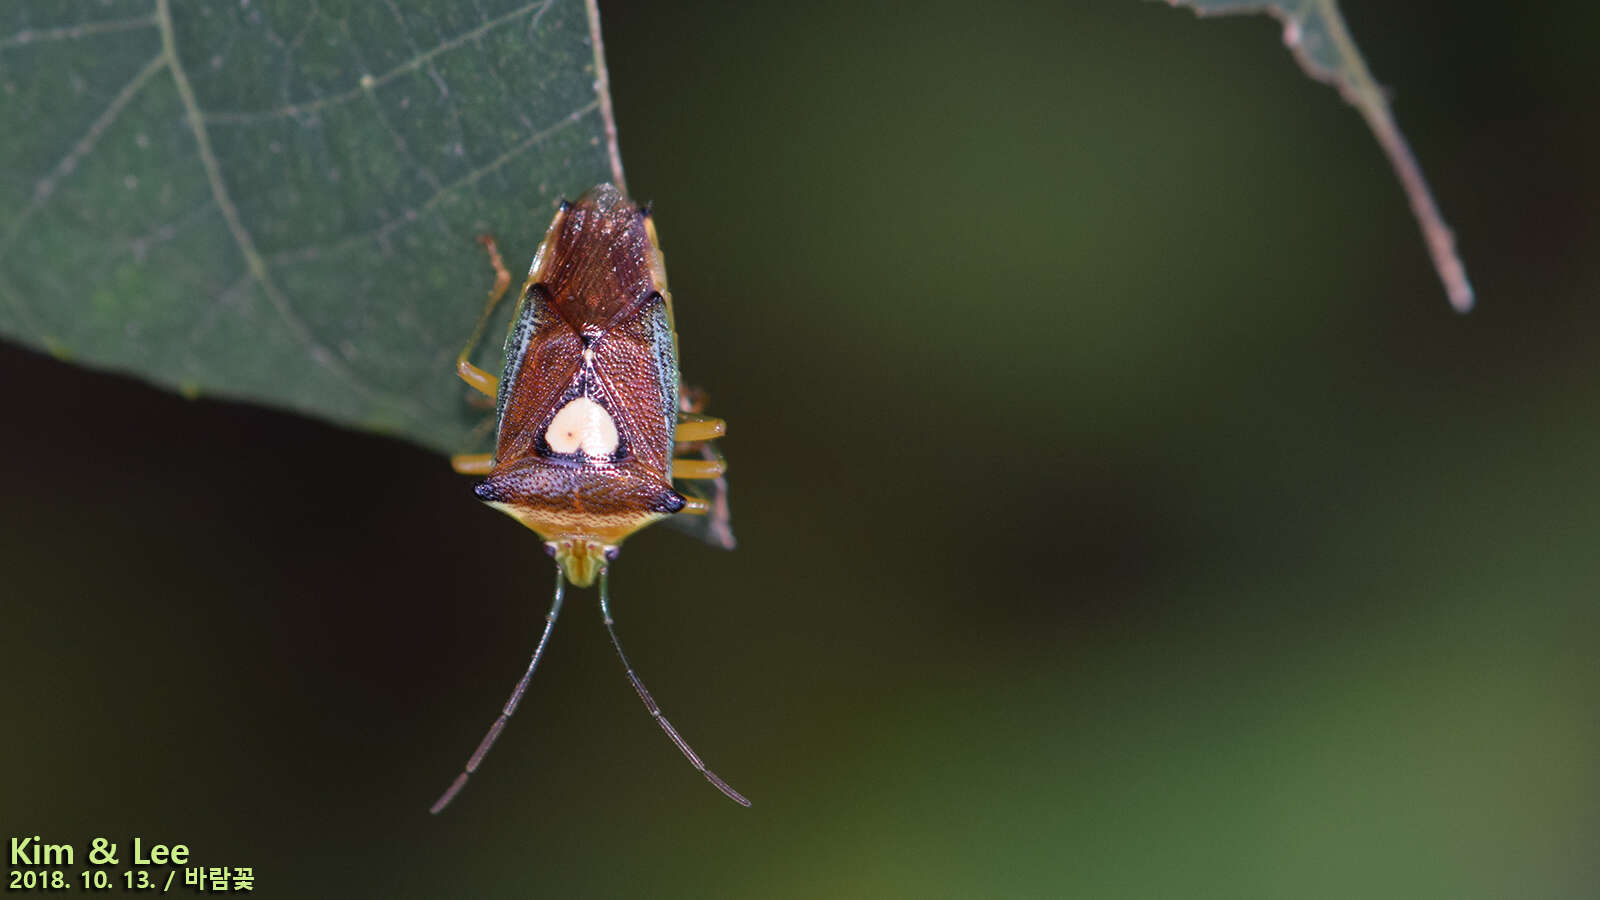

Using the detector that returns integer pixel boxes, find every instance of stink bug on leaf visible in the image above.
[430,184,746,813]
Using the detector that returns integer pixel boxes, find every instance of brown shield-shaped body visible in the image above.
[476,184,684,584]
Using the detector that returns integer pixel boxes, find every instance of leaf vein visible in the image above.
[199,0,555,125]
[266,98,599,266]
[0,15,159,50]
[339,25,445,193]
[156,0,426,423]
[0,53,167,261]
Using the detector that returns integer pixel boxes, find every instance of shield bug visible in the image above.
[430,183,745,813]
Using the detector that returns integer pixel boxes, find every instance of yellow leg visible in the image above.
[674,416,726,443]
[673,457,726,479]
[456,235,512,399]
[451,453,495,475]
[670,438,734,548]
[457,360,498,399]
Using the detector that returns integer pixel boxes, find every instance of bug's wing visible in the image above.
[667,439,736,550]
[540,187,663,335]
[493,311,583,464]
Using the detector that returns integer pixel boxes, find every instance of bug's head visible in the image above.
[545,538,618,587]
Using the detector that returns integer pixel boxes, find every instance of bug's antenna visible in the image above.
[430,567,567,814]
[599,567,751,807]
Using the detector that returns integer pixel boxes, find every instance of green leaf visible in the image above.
[1163,0,1475,312]
[0,0,619,453]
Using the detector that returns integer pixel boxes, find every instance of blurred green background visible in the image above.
[4,1,1598,897]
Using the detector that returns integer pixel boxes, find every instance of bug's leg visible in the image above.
[451,453,495,475]
[674,415,726,444]
[430,567,566,814]
[676,472,735,546]
[456,235,513,399]
[672,388,735,542]
[672,456,726,480]
[598,569,750,807]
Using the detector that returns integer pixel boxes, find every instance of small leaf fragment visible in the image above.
[1164,0,1475,311]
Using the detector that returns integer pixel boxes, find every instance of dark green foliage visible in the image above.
[0,0,611,453]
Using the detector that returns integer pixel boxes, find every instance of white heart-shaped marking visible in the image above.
[545,397,619,457]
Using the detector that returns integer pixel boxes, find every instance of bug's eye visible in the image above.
[604,547,620,561]
[543,543,557,558]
